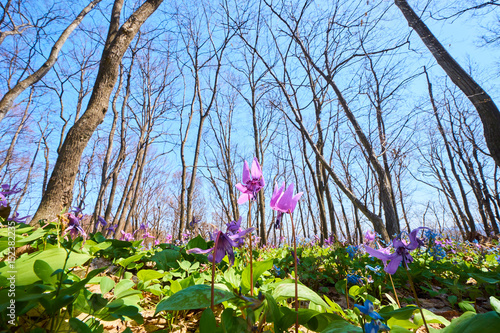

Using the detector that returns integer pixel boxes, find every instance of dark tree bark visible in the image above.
[395,0,500,168]
[31,0,164,224]
[0,0,102,123]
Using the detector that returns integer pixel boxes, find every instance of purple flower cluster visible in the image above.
[364,227,427,275]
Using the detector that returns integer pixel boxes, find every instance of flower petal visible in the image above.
[242,160,250,184]
[385,255,403,275]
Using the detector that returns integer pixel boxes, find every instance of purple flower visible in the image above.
[0,184,21,207]
[187,227,254,266]
[64,213,87,239]
[270,182,303,229]
[226,216,242,235]
[165,234,172,243]
[120,230,134,241]
[106,225,116,235]
[142,230,155,239]
[364,231,376,243]
[189,217,200,229]
[97,216,107,227]
[235,157,265,204]
[364,227,427,275]
[154,239,161,246]
[354,299,383,320]
[7,212,29,224]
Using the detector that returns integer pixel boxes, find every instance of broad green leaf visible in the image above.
[436,311,500,333]
[221,308,247,333]
[151,249,181,270]
[200,308,219,333]
[223,268,241,289]
[0,247,91,286]
[33,260,57,285]
[114,280,136,299]
[414,308,450,327]
[490,296,500,313]
[272,282,329,308]
[389,326,413,333]
[320,320,363,333]
[241,259,274,294]
[116,254,144,268]
[388,317,419,330]
[186,235,208,250]
[137,269,164,282]
[155,284,235,313]
[468,272,500,284]
[170,280,182,294]
[68,318,92,333]
[379,305,417,321]
[100,276,115,295]
[458,301,476,313]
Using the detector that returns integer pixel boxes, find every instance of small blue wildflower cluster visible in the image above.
[354,300,389,333]
[346,245,359,259]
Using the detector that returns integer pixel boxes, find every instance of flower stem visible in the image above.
[247,200,254,296]
[404,265,429,333]
[388,273,401,308]
[289,211,299,333]
[211,232,220,312]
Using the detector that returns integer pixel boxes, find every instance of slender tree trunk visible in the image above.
[0,0,102,123]
[31,0,164,224]
[395,0,500,168]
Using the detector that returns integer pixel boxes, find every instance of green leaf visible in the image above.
[116,254,144,268]
[0,247,91,286]
[272,282,329,308]
[414,308,450,327]
[379,305,417,321]
[458,301,476,313]
[324,295,346,317]
[448,295,458,307]
[437,311,500,333]
[186,235,208,250]
[33,260,57,285]
[137,269,164,282]
[221,308,251,333]
[468,273,500,284]
[100,276,115,295]
[155,284,235,313]
[151,249,181,270]
[200,308,218,333]
[114,279,137,299]
[320,320,363,333]
[68,318,92,333]
[389,325,414,333]
[170,280,182,294]
[490,296,500,313]
[241,259,274,294]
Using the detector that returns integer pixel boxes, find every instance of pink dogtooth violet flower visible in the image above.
[270,182,303,229]
[364,227,428,275]
[235,157,265,204]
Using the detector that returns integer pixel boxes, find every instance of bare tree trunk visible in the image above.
[395,0,500,168]
[31,0,164,224]
[0,0,102,123]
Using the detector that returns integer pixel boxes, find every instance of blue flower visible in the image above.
[364,319,390,333]
[346,245,358,259]
[354,300,383,320]
[347,274,363,285]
